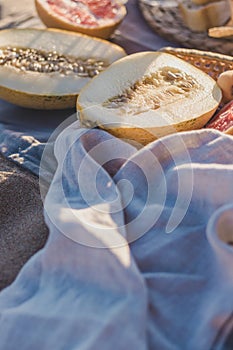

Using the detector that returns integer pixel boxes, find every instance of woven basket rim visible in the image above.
[160,47,233,62]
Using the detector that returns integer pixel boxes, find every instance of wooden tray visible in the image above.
[138,0,233,55]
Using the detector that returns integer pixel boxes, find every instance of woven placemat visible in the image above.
[138,0,233,55]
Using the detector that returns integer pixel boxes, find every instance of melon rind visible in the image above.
[35,0,127,39]
[77,51,222,144]
[0,28,126,109]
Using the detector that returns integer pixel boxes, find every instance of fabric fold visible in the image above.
[0,121,147,350]
[0,127,233,349]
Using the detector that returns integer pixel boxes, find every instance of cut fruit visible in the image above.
[208,26,233,39]
[77,51,222,145]
[35,0,127,39]
[0,28,126,109]
[179,0,231,32]
[205,100,233,135]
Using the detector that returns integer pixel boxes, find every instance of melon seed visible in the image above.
[103,67,200,115]
[0,46,108,78]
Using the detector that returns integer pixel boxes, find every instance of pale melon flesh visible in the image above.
[77,52,222,145]
[0,28,126,109]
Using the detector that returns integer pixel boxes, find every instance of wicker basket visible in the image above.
[138,0,233,56]
[160,47,233,81]
[160,47,233,135]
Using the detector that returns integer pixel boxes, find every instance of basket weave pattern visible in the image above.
[139,0,233,55]
[161,47,233,134]
[161,47,233,81]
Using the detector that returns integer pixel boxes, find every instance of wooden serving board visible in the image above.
[138,0,233,55]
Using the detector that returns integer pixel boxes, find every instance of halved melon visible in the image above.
[35,0,127,39]
[0,28,126,109]
[77,51,222,145]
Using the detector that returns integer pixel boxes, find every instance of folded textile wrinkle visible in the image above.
[0,127,233,349]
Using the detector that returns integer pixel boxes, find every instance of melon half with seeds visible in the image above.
[0,28,126,109]
[77,52,222,145]
[35,0,127,39]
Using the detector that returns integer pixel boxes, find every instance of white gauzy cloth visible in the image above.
[0,123,233,350]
